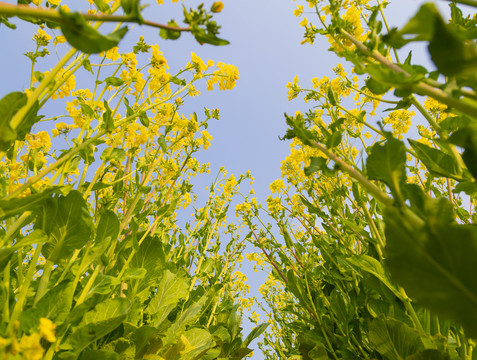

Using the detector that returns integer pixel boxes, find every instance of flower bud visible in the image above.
[211,1,224,13]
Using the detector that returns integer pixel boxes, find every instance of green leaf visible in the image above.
[159,20,181,40]
[369,317,424,360]
[138,111,149,127]
[0,92,27,151]
[89,274,121,295]
[20,280,75,331]
[428,10,477,77]
[453,181,477,196]
[104,76,124,87]
[0,229,47,267]
[146,270,189,327]
[93,0,110,13]
[192,28,229,46]
[41,191,92,262]
[130,236,166,297]
[69,298,131,354]
[96,210,120,244]
[79,350,119,360]
[164,294,208,345]
[367,137,406,196]
[100,147,126,162]
[326,130,342,149]
[59,9,128,53]
[243,323,269,347]
[0,186,62,220]
[405,349,450,360]
[366,76,392,95]
[120,268,147,280]
[347,255,402,299]
[449,126,477,180]
[408,139,465,180]
[304,157,334,176]
[385,204,477,338]
[102,100,114,132]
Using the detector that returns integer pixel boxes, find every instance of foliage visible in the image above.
[240,0,477,359]
[0,1,266,359]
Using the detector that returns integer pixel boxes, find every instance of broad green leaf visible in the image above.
[93,0,110,13]
[405,349,450,360]
[192,27,229,46]
[0,92,27,151]
[453,181,477,196]
[130,236,166,297]
[304,157,334,176]
[159,20,181,40]
[326,130,342,149]
[88,274,121,295]
[408,139,464,180]
[308,344,330,360]
[120,267,147,280]
[347,255,402,299]
[428,10,477,77]
[96,210,120,244]
[366,76,392,95]
[146,270,189,327]
[0,229,47,266]
[41,191,92,262]
[383,4,440,48]
[164,294,208,345]
[104,76,124,87]
[385,204,477,338]
[449,126,477,180]
[78,349,119,360]
[20,280,75,331]
[367,137,406,196]
[369,317,424,360]
[130,326,162,359]
[69,298,131,353]
[181,328,215,359]
[100,147,126,162]
[243,323,269,347]
[59,9,128,53]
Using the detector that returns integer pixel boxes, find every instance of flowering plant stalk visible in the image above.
[241,0,477,359]
[0,1,267,359]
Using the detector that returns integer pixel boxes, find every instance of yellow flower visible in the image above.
[294,4,303,17]
[269,179,286,194]
[39,318,57,343]
[48,0,60,5]
[34,28,51,47]
[19,333,44,360]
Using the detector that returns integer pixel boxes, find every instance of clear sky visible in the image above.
[0,0,450,358]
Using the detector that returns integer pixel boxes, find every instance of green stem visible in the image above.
[444,0,477,7]
[311,140,394,206]
[33,259,54,306]
[76,264,102,305]
[0,2,191,32]
[7,243,43,332]
[10,47,77,131]
[340,29,477,118]
[0,211,32,248]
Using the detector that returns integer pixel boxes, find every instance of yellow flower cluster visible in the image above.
[0,318,56,360]
[383,109,415,139]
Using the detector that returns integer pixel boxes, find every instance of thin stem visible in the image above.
[340,29,477,118]
[0,2,191,32]
[311,140,394,206]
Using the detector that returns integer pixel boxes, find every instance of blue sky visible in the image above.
[0,0,451,357]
